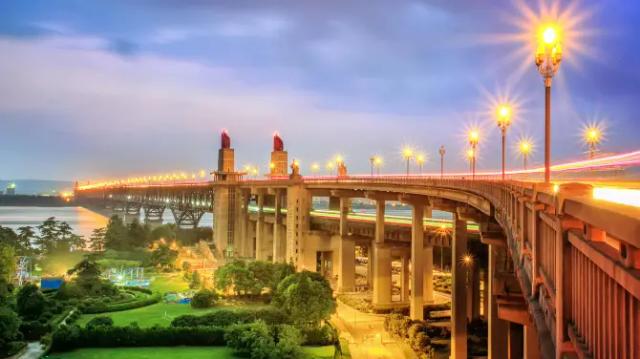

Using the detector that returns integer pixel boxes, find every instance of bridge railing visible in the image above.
[300,175,640,357]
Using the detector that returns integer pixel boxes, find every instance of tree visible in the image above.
[67,257,115,296]
[89,227,106,252]
[16,283,45,320]
[275,325,304,359]
[191,289,216,308]
[36,217,59,254]
[0,244,16,283]
[214,260,253,295]
[0,307,21,353]
[149,244,178,270]
[272,271,336,327]
[85,316,113,329]
[127,219,150,248]
[16,226,35,255]
[189,271,201,289]
[104,215,128,250]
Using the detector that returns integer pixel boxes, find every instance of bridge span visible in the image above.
[75,132,640,359]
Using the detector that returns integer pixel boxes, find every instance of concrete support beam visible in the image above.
[410,204,424,320]
[339,197,349,237]
[402,255,410,304]
[338,237,355,293]
[524,324,540,359]
[255,193,265,261]
[451,215,468,359]
[489,244,509,359]
[423,244,434,303]
[372,244,392,308]
[273,191,284,262]
[375,199,385,244]
[508,322,524,359]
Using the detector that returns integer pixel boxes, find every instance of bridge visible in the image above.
[75,131,640,359]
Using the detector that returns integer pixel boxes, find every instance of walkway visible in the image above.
[15,342,45,359]
[332,300,417,359]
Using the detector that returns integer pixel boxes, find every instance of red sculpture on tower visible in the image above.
[221,130,231,149]
[273,132,284,151]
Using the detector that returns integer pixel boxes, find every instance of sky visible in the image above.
[1,0,639,181]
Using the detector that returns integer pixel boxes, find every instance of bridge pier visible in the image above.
[255,192,266,261]
[143,205,165,224]
[488,244,509,359]
[451,215,468,359]
[409,203,425,320]
[272,190,285,262]
[372,197,392,308]
[337,197,355,292]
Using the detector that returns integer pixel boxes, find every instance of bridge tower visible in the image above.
[269,132,288,177]
[213,130,246,259]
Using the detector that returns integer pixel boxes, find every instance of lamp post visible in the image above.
[373,156,382,176]
[416,154,426,174]
[402,147,414,176]
[311,163,320,174]
[468,130,479,179]
[438,145,446,178]
[535,24,562,183]
[335,155,344,176]
[466,149,475,175]
[583,125,602,159]
[518,139,532,170]
[496,104,512,180]
[369,157,375,176]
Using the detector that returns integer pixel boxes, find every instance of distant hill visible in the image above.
[0,179,74,195]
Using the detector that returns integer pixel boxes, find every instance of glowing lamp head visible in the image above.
[496,104,512,128]
[468,130,479,145]
[335,155,344,164]
[269,162,276,169]
[463,254,473,266]
[416,154,426,164]
[311,163,320,172]
[466,149,475,159]
[542,26,558,45]
[373,156,383,166]
[519,140,532,155]
[536,23,563,69]
[402,147,414,159]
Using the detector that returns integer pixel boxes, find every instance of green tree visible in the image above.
[0,226,22,255]
[225,320,276,359]
[67,257,115,296]
[0,307,21,353]
[189,271,202,289]
[149,244,178,270]
[275,325,304,359]
[104,215,128,250]
[127,219,151,248]
[36,217,59,254]
[0,244,16,283]
[16,283,45,320]
[16,226,35,255]
[272,271,336,327]
[89,227,106,251]
[191,288,216,308]
[149,224,177,243]
[214,260,253,295]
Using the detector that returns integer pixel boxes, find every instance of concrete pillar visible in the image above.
[424,205,433,219]
[339,197,349,237]
[372,243,392,308]
[423,245,434,303]
[410,203,424,320]
[451,215,468,359]
[402,255,410,304]
[471,266,481,320]
[273,191,283,262]
[489,245,509,359]
[482,268,489,319]
[338,237,355,292]
[239,192,250,257]
[508,322,524,359]
[375,199,385,243]
[524,325,540,359]
[367,243,373,289]
[255,193,265,260]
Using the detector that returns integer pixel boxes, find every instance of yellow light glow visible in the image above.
[311,163,320,172]
[468,130,479,145]
[402,147,414,159]
[335,155,344,164]
[496,104,512,128]
[518,138,533,156]
[373,156,383,166]
[462,254,473,265]
[416,153,426,164]
[593,187,640,208]
[553,184,560,194]
[542,25,559,45]
[199,170,206,178]
[466,149,475,159]
[583,125,602,145]
[326,162,335,170]
[269,162,276,169]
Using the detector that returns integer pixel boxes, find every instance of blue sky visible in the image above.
[1,0,639,180]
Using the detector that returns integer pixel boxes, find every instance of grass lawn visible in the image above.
[45,346,334,359]
[76,302,268,328]
[148,273,190,294]
[44,347,238,359]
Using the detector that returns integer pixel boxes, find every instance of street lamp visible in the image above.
[325,161,335,175]
[518,138,533,170]
[310,162,320,174]
[416,153,426,174]
[438,145,446,178]
[334,155,344,176]
[468,130,480,179]
[535,24,563,183]
[583,124,602,159]
[370,156,383,176]
[466,148,476,176]
[402,147,414,176]
[496,104,513,180]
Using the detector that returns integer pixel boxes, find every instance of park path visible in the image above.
[15,342,45,359]
[331,300,417,359]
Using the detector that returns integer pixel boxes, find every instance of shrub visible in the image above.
[171,307,289,328]
[224,321,275,359]
[50,324,225,351]
[16,284,46,320]
[274,324,304,359]
[19,320,50,340]
[0,307,21,352]
[80,293,160,314]
[300,324,338,346]
[85,316,113,329]
[191,289,216,309]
